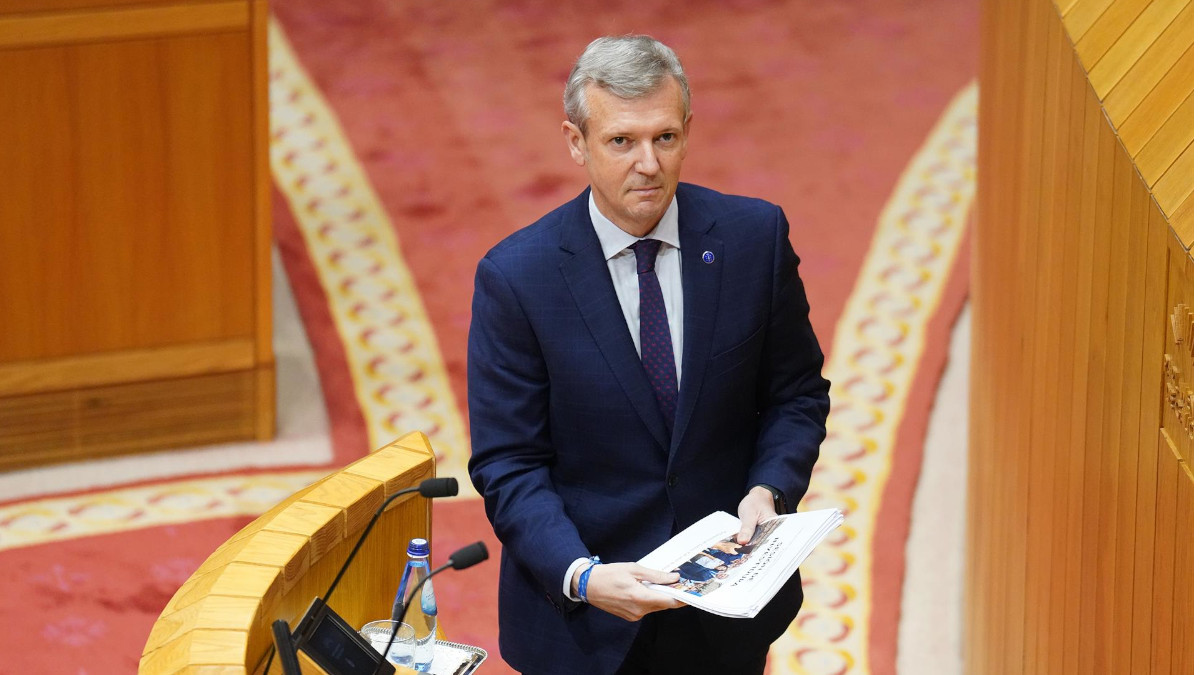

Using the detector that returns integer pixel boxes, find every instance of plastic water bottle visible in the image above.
[395,538,437,671]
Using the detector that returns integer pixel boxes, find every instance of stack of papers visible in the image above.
[637,508,844,618]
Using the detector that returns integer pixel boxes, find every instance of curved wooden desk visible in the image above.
[140,432,437,673]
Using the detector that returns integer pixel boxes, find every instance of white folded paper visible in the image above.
[637,508,844,618]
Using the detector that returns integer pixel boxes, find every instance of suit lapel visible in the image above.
[559,191,672,451]
[672,191,722,458]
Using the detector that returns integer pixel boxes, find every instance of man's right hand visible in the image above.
[572,562,685,621]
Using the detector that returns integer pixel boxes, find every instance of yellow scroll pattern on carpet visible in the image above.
[771,84,977,675]
[267,20,473,496]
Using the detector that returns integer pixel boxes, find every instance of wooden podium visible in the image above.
[140,433,437,673]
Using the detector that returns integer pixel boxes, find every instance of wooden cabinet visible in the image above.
[0,0,273,468]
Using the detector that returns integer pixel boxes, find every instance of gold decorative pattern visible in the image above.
[0,472,325,551]
[1162,289,1194,456]
[772,83,977,674]
[266,19,473,496]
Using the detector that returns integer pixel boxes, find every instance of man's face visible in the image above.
[563,78,691,237]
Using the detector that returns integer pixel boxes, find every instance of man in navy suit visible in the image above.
[468,35,830,675]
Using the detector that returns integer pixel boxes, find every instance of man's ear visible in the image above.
[562,121,587,166]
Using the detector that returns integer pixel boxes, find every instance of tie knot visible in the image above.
[630,239,663,274]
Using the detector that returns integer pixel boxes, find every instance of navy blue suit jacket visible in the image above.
[467,183,830,674]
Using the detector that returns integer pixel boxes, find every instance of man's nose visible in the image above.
[633,140,660,175]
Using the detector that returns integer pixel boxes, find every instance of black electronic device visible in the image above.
[293,598,396,675]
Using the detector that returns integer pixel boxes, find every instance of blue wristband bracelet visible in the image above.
[578,556,600,603]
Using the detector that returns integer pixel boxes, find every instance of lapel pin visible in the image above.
[702,251,715,264]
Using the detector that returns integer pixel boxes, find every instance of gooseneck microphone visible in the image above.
[320,477,458,605]
[267,477,459,675]
[382,541,489,659]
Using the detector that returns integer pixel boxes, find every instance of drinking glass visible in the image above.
[359,620,416,668]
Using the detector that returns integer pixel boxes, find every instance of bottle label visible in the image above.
[420,581,437,615]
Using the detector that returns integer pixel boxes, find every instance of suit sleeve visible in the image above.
[747,206,832,510]
[466,255,591,602]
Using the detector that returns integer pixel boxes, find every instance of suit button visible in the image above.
[667,474,678,488]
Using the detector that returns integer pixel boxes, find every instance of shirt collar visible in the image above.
[588,192,680,261]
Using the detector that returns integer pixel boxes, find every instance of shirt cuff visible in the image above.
[562,557,592,601]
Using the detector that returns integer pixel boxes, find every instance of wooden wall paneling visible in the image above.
[1054,0,1081,18]
[1105,2,1194,135]
[0,31,256,362]
[1007,1,1053,669]
[975,2,1192,671]
[1025,17,1071,672]
[0,338,255,397]
[1135,91,1194,185]
[971,0,1024,669]
[0,2,248,50]
[1077,82,1118,675]
[991,5,1028,669]
[1169,192,1193,249]
[1043,27,1085,675]
[1129,204,1170,674]
[250,0,274,440]
[1060,58,1096,675]
[1112,156,1152,675]
[1116,44,1194,150]
[1089,0,1190,99]
[163,31,257,339]
[1022,8,1052,665]
[1075,0,1153,70]
[1185,252,1192,456]
[1063,0,1116,41]
[1149,431,1179,670]
[1186,253,1193,467]
[1068,68,1107,675]
[1095,128,1135,675]
[1153,142,1194,218]
[967,0,1009,667]
[0,47,69,347]
[1170,463,1193,675]
[251,0,271,366]
[0,0,239,16]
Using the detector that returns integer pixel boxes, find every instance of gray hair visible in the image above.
[563,35,691,135]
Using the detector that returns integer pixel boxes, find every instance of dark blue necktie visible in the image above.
[631,239,678,434]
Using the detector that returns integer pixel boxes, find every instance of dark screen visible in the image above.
[304,614,384,675]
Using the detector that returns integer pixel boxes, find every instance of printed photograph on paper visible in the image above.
[664,518,783,597]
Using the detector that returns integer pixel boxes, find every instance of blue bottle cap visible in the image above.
[407,538,430,557]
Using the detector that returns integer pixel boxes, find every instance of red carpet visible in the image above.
[0,2,977,673]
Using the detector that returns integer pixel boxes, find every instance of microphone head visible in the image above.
[448,542,489,570]
[418,477,458,498]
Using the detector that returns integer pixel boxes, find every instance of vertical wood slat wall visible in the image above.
[970,0,1193,673]
[0,0,274,467]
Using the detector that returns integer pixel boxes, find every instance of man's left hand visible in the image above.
[736,486,777,545]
